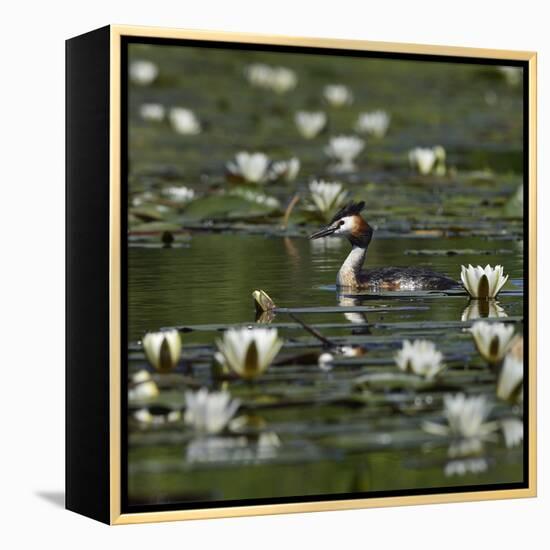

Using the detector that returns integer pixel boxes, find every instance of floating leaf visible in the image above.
[130,221,183,233]
[181,195,277,222]
[130,205,166,222]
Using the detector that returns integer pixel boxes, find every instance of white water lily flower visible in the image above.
[227,152,271,183]
[355,110,391,138]
[408,147,435,174]
[498,66,522,86]
[441,394,496,439]
[409,147,436,175]
[169,108,201,135]
[461,300,507,321]
[423,394,499,453]
[244,64,297,93]
[309,180,348,217]
[461,264,509,299]
[295,111,327,139]
[142,329,182,373]
[469,321,515,365]
[269,66,297,94]
[497,350,523,402]
[423,393,498,441]
[323,84,353,107]
[139,103,165,121]
[184,388,240,435]
[163,186,195,203]
[128,370,159,402]
[270,157,300,181]
[408,145,446,175]
[444,457,488,477]
[395,339,445,379]
[500,418,523,448]
[324,135,365,171]
[129,60,159,85]
[245,63,273,88]
[216,327,283,379]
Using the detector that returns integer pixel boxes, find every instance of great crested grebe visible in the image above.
[310,201,456,291]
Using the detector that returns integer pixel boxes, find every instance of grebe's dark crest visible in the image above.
[310,201,456,291]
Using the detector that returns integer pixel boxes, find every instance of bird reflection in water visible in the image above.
[338,294,371,335]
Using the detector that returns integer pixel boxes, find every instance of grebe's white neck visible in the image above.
[337,245,367,287]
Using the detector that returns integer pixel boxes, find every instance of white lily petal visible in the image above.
[169,108,201,135]
[395,339,445,378]
[470,321,515,364]
[216,327,283,379]
[227,152,270,183]
[295,111,327,139]
[461,264,509,299]
[497,352,524,401]
[184,388,240,435]
[323,84,353,106]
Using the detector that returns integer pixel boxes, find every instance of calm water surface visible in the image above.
[127,233,524,506]
[128,233,523,341]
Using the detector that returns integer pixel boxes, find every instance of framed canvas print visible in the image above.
[66,25,537,525]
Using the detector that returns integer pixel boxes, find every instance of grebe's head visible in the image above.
[309,200,373,247]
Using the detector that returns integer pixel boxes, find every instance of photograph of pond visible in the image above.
[124,38,527,510]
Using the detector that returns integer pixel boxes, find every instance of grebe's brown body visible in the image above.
[310,201,456,291]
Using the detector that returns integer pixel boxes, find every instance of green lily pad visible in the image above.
[181,195,277,221]
[130,205,166,222]
[130,221,183,233]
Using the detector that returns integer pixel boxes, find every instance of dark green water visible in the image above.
[128,233,523,342]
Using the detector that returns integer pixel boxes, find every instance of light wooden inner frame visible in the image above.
[108,24,537,525]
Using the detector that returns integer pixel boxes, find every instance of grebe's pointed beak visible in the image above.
[309,223,338,240]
